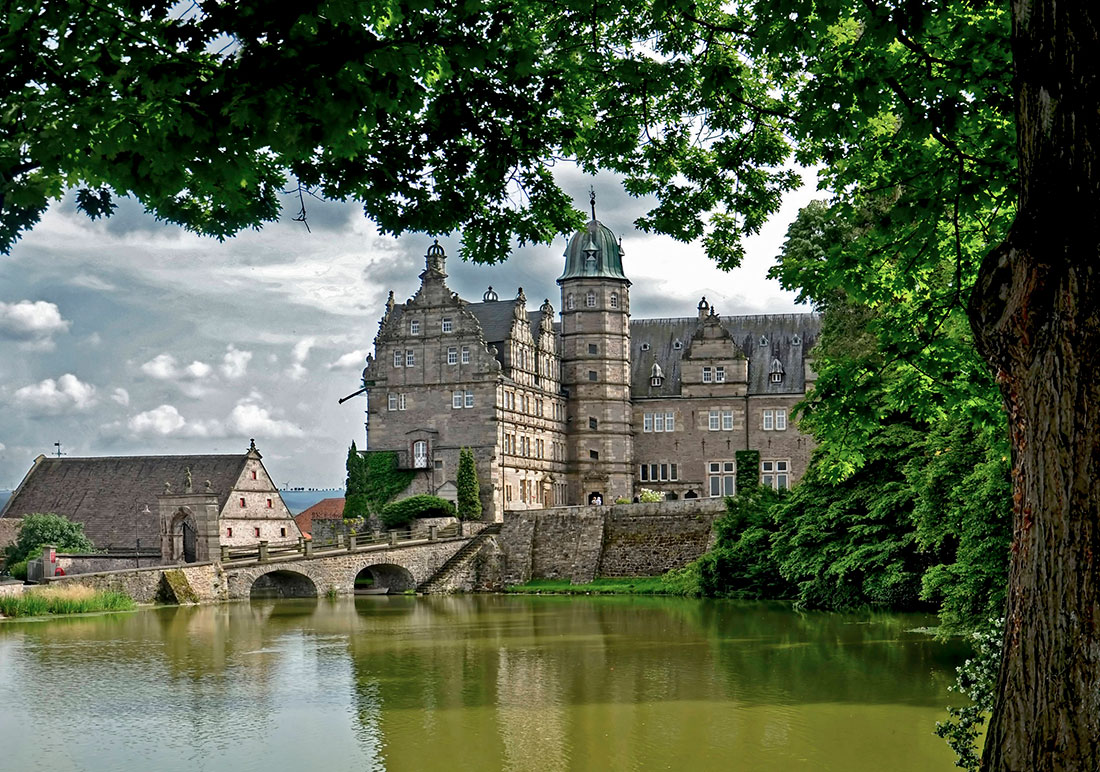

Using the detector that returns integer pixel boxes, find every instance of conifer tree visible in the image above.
[343,442,368,521]
[456,448,482,521]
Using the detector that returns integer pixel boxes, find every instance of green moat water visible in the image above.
[0,596,969,771]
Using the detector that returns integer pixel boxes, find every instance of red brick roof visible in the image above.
[294,498,345,536]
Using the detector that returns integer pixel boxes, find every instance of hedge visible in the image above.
[380,495,456,529]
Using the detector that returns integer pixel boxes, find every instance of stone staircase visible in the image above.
[416,523,502,594]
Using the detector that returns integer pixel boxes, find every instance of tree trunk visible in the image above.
[969,3,1100,769]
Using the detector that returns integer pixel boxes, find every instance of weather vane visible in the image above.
[589,185,597,221]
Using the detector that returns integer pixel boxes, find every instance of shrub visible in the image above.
[5,513,94,568]
[363,451,416,514]
[9,560,28,581]
[638,488,662,503]
[456,447,482,521]
[380,495,456,529]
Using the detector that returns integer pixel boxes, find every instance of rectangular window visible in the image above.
[709,461,735,497]
[640,464,649,481]
[465,390,474,408]
[461,346,470,363]
[589,417,598,429]
[254,527,261,538]
[441,317,453,332]
[388,393,397,410]
[280,527,287,538]
[722,410,734,431]
[776,409,787,431]
[590,449,599,460]
[410,320,420,335]
[251,470,257,480]
[393,350,402,367]
[266,498,273,508]
[447,347,458,365]
[226,527,232,537]
[665,412,675,432]
[763,409,774,430]
[654,413,665,432]
[643,413,653,432]
[453,391,463,409]
[406,350,415,366]
[716,366,725,382]
[670,463,678,481]
[709,410,720,431]
[239,497,246,508]
[399,394,407,410]
[588,370,597,381]
[519,481,526,502]
[588,343,598,355]
[702,366,713,383]
[506,485,513,502]
[660,463,668,481]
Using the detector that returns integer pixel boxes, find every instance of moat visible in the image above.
[0,596,968,770]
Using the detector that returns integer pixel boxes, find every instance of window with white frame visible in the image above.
[709,410,720,431]
[761,460,790,490]
[586,290,596,307]
[665,412,675,431]
[702,366,713,383]
[447,347,458,365]
[763,409,774,430]
[413,440,429,468]
[722,410,734,430]
[399,394,407,410]
[405,350,415,366]
[770,371,783,383]
[643,413,654,432]
[566,294,574,309]
[409,320,420,335]
[610,292,618,308]
[763,409,787,430]
[640,463,678,482]
[461,346,470,363]
[776,409,787,430]
[452,391,463,409]
[654,412,665,432]
[441,317,453,332]
[464,390,474,408]
[716,366,726,382]
[708,461,736,497]
[393,350,402,367]
[388,393,398,411]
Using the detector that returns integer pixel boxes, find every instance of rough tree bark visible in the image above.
[970,2,1100,770]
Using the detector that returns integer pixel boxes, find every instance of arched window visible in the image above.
[610,292,618,308]
[586,290,596,307]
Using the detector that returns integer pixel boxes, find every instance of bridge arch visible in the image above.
[249,569,318,599]
[353,563,416,594]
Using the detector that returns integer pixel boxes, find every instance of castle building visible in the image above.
[361,221,820,521]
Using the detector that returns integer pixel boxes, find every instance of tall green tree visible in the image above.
[343,441,368,520]
[455,447,482,521]
[6,2,1099,766]
[5,513,94,567]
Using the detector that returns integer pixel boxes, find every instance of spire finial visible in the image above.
[589,185,597,221]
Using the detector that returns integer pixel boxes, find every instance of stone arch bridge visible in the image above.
[45,531,491,602]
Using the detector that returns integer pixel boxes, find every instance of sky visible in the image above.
[0,166,819,490]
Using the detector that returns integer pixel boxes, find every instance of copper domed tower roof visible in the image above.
[557,219,629,283]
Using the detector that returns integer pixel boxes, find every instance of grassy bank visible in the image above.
[506,577,680,595]
[0,584,136,618]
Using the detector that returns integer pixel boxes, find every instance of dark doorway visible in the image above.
[182,519,197,563]
[588,491,604,505]
[684,490,698,499]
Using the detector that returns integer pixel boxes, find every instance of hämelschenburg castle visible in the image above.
[360,216,820,521]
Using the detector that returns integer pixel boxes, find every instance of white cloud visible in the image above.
[328,350,367,370]
[0,442,6,452]
[184,361,213,379]
[228,400,304,438]
[220,345,252,379]
[69,274,117,292]
[141,353,180,379]
[13,374,97,414]
[0,300,71,348]
[111,387,130,406]
[127,404,221,438]
[288,337,315,380]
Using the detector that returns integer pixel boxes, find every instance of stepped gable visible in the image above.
[629,312,821,397]
[0,454,247,548]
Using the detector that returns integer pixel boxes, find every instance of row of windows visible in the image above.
[387,393,407,411]
[406,318,454,335]
[505,480,546,504]
[226,526,288,538]
[703,460,790,496]
[702,366,727,383]
[642,412,676,432]
[503,391,546,416]
[708,410,736,431]
[639,462,678,482]
[446,346,471,365]
[565,291,620,310]
[762,409,787,431]
[394,350,416,367]
[503,433,554,459]
[238,497,275,508]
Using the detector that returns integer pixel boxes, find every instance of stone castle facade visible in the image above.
[361,220,820,521]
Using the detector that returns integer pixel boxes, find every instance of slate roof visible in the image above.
[630,313,821,398]
[294,498,345,537]
[465,299,520,345]
[0,454,248,549]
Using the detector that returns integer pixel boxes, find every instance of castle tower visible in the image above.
[557,209,633,504]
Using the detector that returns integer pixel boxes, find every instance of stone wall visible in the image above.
[44,562,226,604]
[0,581,25,598]
[500,499,723,585]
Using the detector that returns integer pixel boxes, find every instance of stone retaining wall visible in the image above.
[44,562,225,604]
[57,553,164,574]
[500,499,723,585]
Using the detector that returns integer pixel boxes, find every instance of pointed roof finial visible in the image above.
[589,185,597,221]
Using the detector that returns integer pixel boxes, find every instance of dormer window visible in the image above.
[650,362,664,387]
[640,342,650,352]
[651,376,663,387]
[610,292,618,308]
[771,372,783,383]
[585,255,597,272]
[673,340,683,350]
[409,320,420,335]
[792,334,801,346]
[769,357,785,383]
[586,291,596,308]
[760,336,769,347]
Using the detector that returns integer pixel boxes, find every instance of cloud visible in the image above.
[0,442,6,452]
[13,374,97,414]
[69,274,117,292]
[288,337,315,380]
[140,353,180,379]
[328,350,367,370]
[127,404,221,438]
[0,300,71,348]
[184,361,213,379]
[111,387,130,406]
[220,345,252,379]
[228,400,304,438]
